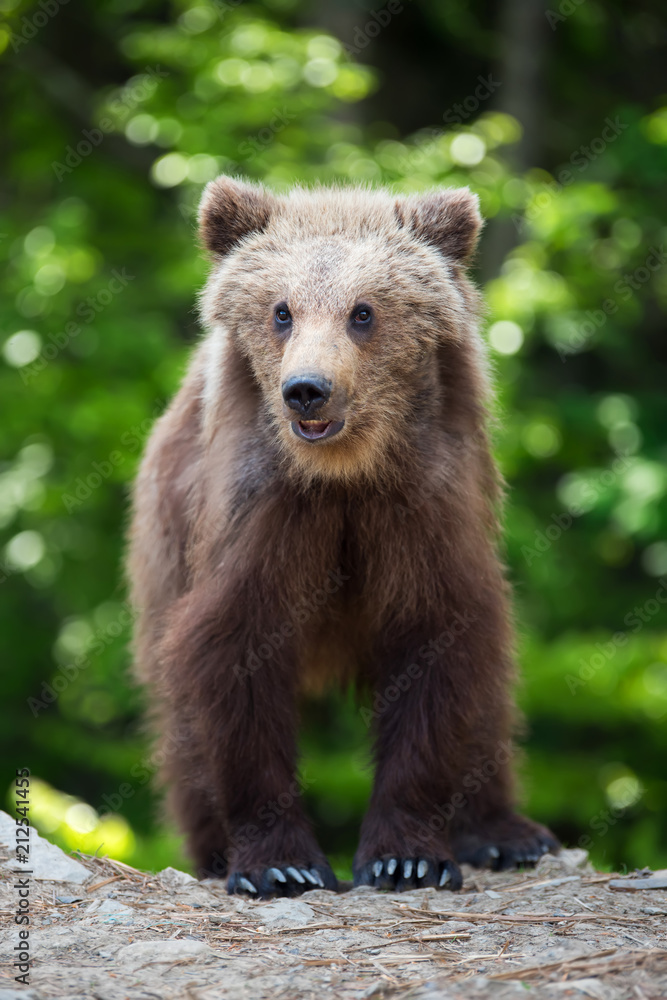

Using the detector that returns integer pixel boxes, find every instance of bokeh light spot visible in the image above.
[3,330,42,367]
[151,153,189,187]
[303,58,338,88]
[24,226,55,257]
[488,320,524,355]
[5,530,46,571]
[450,133,486,166]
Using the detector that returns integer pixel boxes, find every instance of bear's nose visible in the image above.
[282,376,331,416]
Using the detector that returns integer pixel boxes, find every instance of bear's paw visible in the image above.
[227,861,337,899]
[354,855,462,892]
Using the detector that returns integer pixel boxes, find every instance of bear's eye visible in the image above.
[351,305,373,325]
[274,303,292,326]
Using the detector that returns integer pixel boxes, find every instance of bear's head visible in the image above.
[198,177,485,485]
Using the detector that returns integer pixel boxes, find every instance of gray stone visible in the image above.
[559,848,593,870]
[116,939,213,969]
[158,865,198,888]
[85,898,134,921]
[438,919,475,932]
[257,897,315,926]
[0,811,17,847]
[0,811,91,884]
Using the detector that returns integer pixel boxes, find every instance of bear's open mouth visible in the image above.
[292,419,345,442]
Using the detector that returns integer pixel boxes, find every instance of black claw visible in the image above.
[228,862,337,899]
[439,860,463,891]
[227,872,257,896]
[266,867,286,884]
[353,855,462,892]
[462,844,503,870]
[285,866,305,884]
[395,857,415,891]
[455,824,560,872]
[496,846,544,871]
[355,858,389,888]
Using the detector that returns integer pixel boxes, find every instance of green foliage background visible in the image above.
[1,0,665,877]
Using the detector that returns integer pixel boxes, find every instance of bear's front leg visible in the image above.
[159,585,337,899]
[222,722,338,898]
[354,804,463,891]
[354,616,552,891]
[354,631,469,891]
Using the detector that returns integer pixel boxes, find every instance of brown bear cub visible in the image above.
[128,177,559,897]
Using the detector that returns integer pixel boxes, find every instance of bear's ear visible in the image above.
[198,176,275,258]
[398,187,483,263]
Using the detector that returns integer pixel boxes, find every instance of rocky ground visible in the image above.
[1,812,666,1000]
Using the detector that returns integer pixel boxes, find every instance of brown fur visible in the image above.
[127,177,558,896]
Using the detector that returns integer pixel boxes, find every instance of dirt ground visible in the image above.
[1,813,665,1000]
